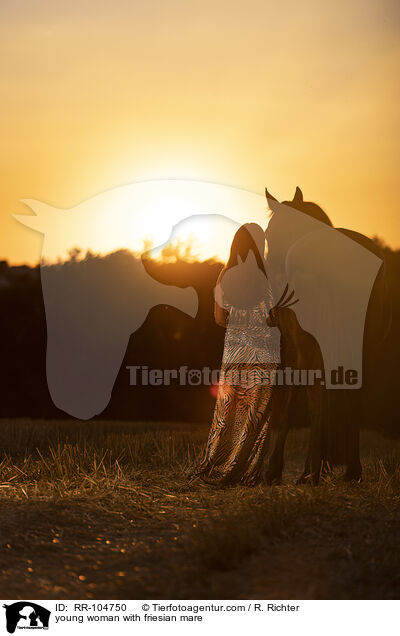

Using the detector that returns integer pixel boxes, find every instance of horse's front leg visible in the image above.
[303,386,324,485]
[296,453,311,484]
[311,397,325,485]
[264,388,291,484]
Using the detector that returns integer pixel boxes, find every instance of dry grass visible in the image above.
[0,419,399,600]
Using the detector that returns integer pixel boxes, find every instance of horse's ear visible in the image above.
[293,186,303,205]
[265,187,277,202]
[244,250,256,265]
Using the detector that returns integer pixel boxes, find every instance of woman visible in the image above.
[192,223,280,485]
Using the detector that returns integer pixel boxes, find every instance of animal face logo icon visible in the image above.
[218,250,271,310]
[3,602,50,634]
[14,181,260,419]
[13,180,384,418]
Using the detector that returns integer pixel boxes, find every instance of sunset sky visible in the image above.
[1,0,399,264]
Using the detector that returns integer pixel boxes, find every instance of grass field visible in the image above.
[0,419,399,600]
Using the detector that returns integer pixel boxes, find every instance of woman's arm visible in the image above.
[214,268,229,328]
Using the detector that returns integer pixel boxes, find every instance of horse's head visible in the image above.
[264,189,383,388]
[282,186,333,226]
[264,186,332,282]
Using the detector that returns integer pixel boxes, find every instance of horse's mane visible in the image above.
[282,187,333,227]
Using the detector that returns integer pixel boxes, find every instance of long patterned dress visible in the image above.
[193,270,280,485]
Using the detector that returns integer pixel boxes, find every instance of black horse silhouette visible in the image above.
[264,187,392,484]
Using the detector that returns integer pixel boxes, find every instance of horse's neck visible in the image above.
[280,332,298,365]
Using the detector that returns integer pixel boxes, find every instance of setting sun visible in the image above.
[15,180,270,263]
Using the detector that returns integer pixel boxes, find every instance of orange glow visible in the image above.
[1,1,399,264]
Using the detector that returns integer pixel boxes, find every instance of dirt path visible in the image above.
[0,423,398,599]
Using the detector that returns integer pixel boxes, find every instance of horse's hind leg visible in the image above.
[306,387,324,485]
[338,392,362,482]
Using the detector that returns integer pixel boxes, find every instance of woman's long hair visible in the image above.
[225,223,267,276]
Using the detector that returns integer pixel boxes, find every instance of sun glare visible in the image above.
[28,180,269,264]
[132,194,199,249]
[125,181,269,262]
